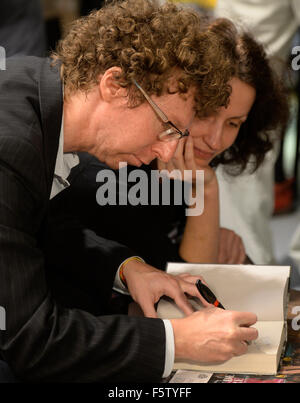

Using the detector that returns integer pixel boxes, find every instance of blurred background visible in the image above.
[1,0,300,287]
[43,0,104,51]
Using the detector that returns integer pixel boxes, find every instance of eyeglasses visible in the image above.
[132,79,190,142]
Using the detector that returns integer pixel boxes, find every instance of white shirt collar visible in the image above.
[50,114,80,199]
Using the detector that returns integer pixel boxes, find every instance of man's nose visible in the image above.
[152,139,178,163]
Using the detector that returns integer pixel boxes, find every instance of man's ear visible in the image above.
[98,67,128,103]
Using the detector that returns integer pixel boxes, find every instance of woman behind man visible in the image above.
[47,16,288,275]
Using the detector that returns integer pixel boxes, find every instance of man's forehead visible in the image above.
[166,94,196,127]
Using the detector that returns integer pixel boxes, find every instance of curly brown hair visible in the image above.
[52,0,289,173]
[52,0,235,113]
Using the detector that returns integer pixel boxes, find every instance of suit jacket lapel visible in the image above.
[38,58,63,198]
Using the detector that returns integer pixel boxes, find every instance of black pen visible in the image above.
[196,279,225,309]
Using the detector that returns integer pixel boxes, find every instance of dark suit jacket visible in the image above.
[0,57,165,382]
[49,154,187,271]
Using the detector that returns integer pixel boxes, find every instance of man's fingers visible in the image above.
[163,278,196,316]
[176,276,211,307]
[138,272,214,318]
[140,301,158,318]
[172,293,195,316]
[234,311,258,327]
[239,326,259,342]
[177,273,207,285]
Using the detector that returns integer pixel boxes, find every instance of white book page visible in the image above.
[166,263,290,321]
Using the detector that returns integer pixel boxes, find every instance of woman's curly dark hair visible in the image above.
[52,0,289,173]
[206,18,289,173]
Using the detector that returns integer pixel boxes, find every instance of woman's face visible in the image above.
[190,77,256,166]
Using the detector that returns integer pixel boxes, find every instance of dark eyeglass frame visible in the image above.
[132,79,190,142]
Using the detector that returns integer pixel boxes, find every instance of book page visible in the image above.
[166,263,290,321]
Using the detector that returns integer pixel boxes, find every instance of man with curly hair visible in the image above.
[0,0,262,382]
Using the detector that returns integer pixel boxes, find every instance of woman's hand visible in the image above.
[218,228,247,264]
[157,136,221,263]
[157,136,216,187]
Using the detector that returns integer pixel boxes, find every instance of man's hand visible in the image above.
[171,308,258,363]
[123,259,210,318]
[218,228,246,264]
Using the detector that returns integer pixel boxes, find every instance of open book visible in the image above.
[157,263,290,375]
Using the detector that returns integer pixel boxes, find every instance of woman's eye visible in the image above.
[229,121,240,128]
